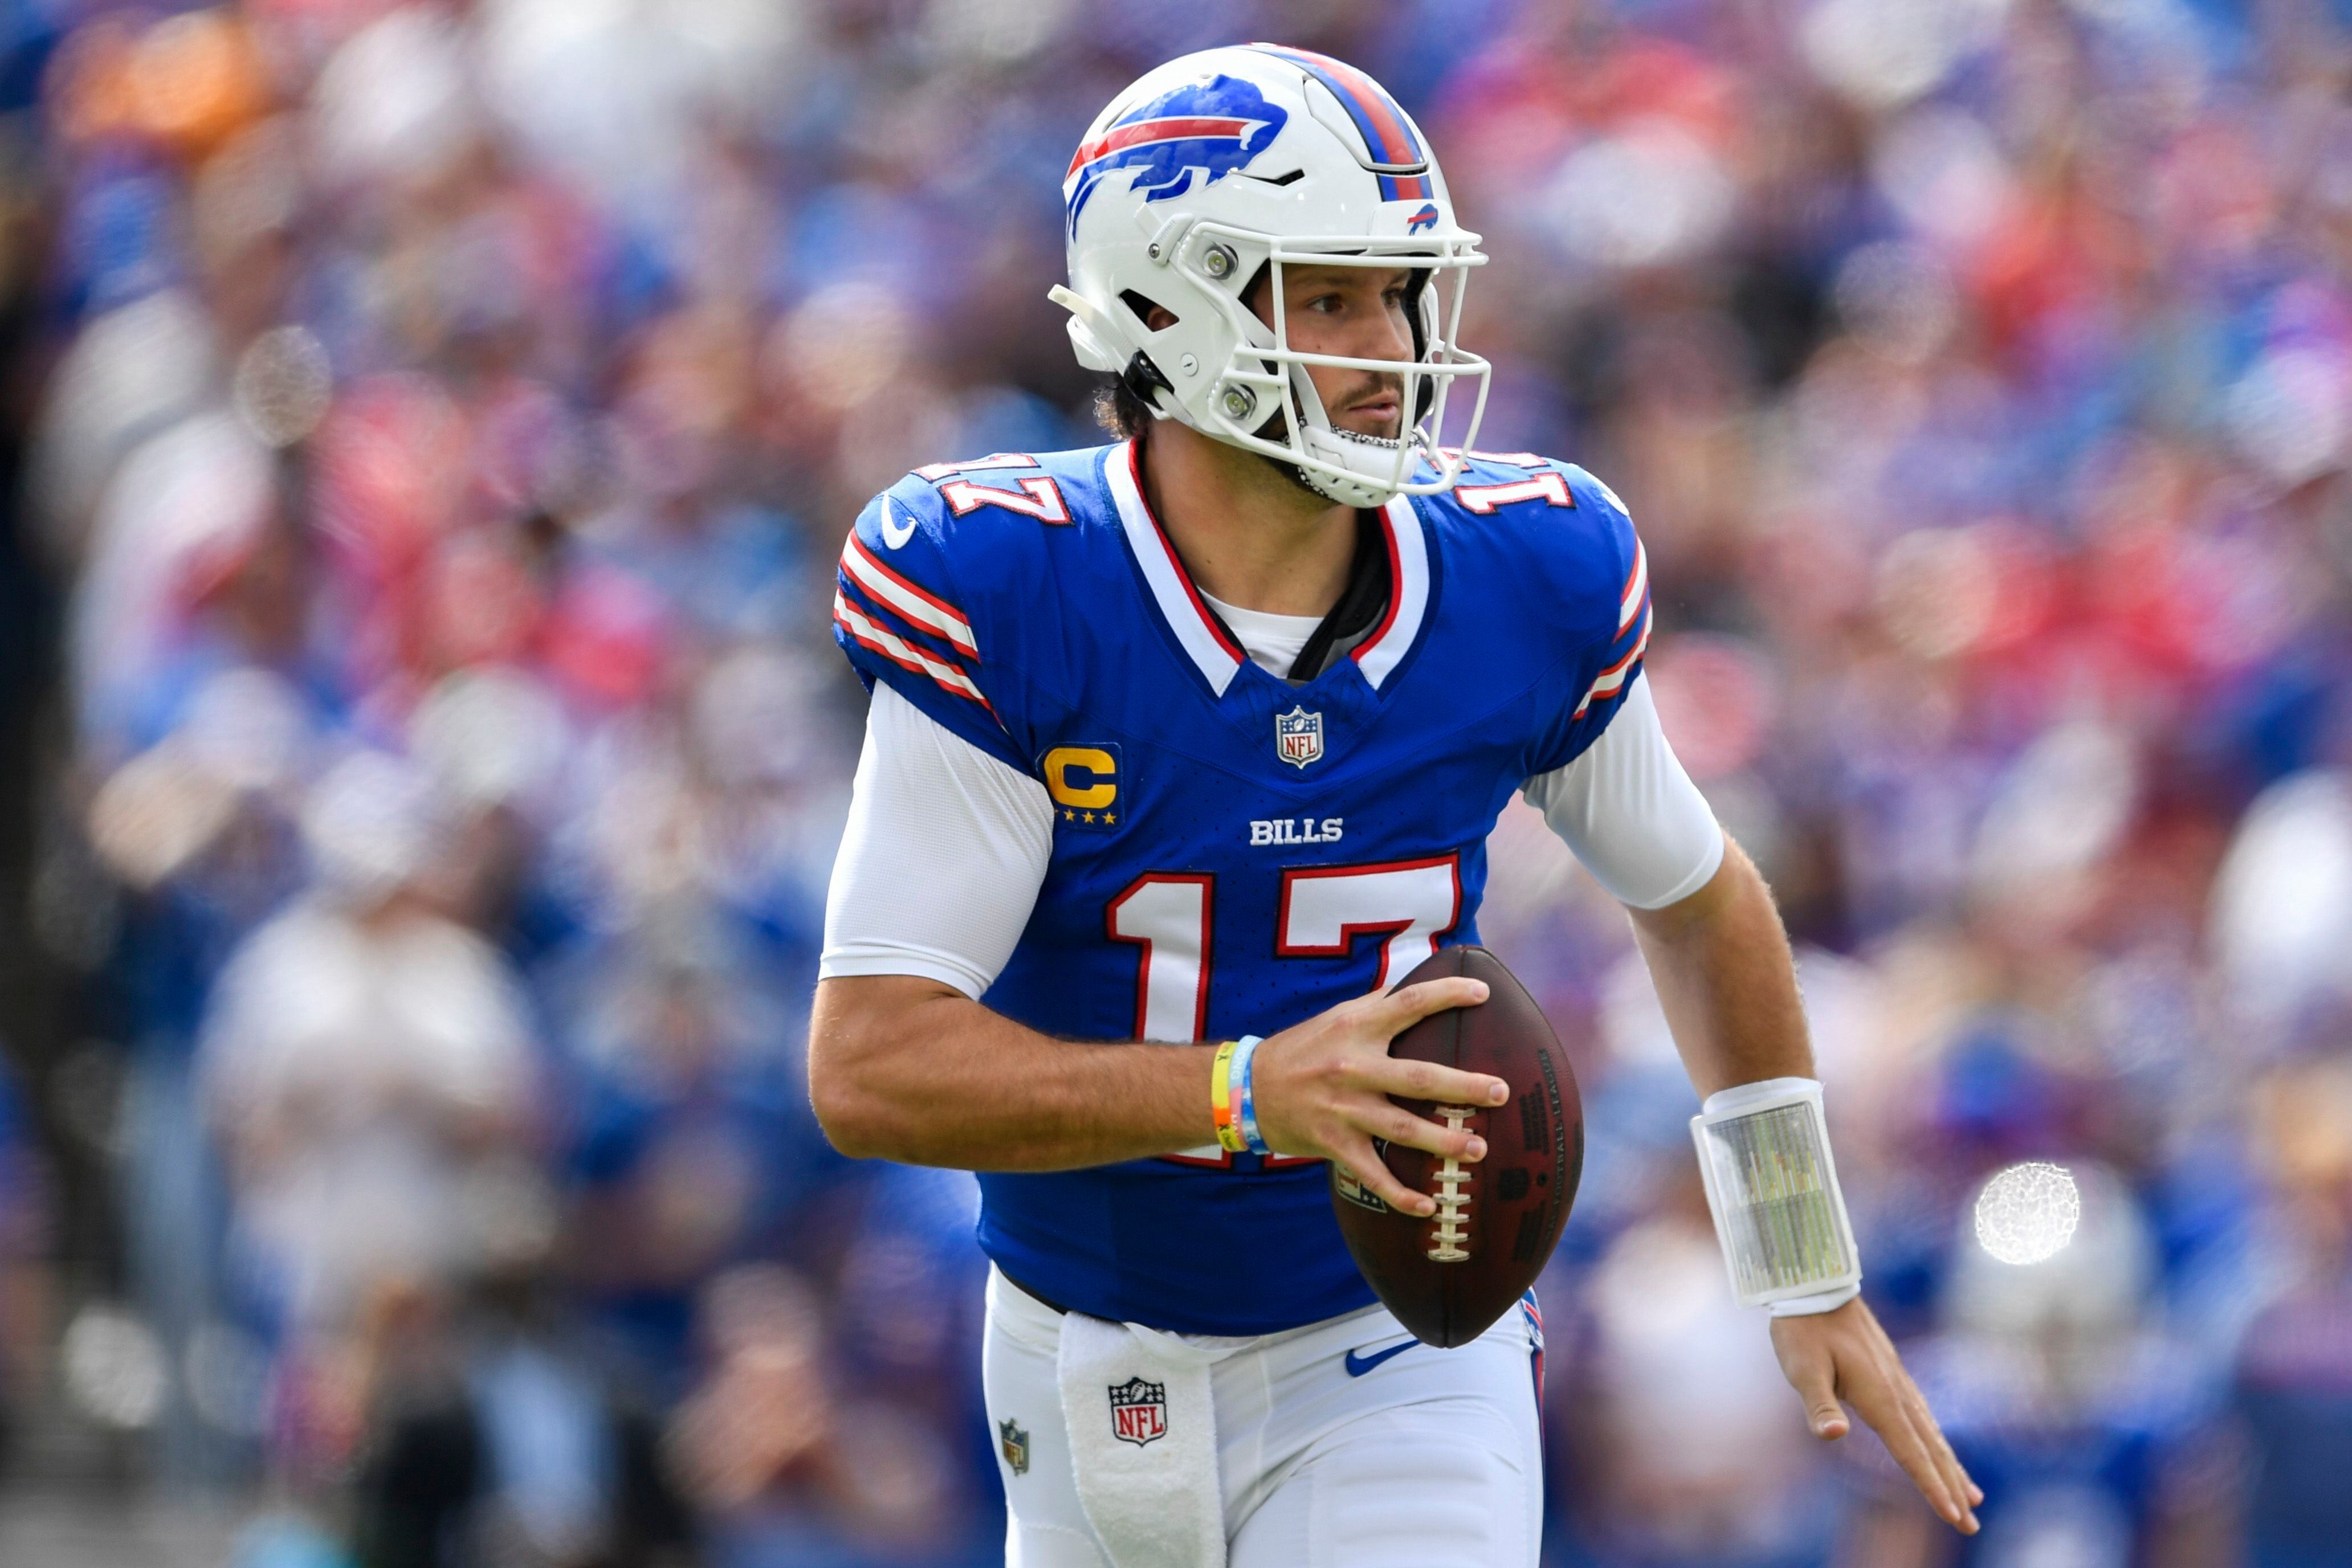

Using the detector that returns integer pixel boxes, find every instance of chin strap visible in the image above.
[1121,350,1176,418]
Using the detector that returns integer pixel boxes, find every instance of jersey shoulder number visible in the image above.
[831,447,1113,769]
[1430,450,1653,773]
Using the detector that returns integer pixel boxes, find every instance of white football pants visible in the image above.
[982,1266,1544,1567]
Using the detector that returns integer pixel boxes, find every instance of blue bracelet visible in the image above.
[1230,1035,1271,1157]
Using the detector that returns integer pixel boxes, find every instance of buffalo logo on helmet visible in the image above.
[1407,202,1441,234]
[1107,1376,1168,1446]
[1065,75,1289,235]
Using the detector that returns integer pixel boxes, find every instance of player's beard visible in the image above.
[1271,452,1329,502]
[1256,369,1409,501]
[1321,367,1409,442]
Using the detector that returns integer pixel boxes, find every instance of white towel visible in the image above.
[1055,1310,1228,1568]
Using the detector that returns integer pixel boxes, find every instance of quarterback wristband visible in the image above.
[1767,1284,1861,1317]
[1689,1076,1862,1312]
[1210,1040,1245,1154]
[1230,1035,1271,1157]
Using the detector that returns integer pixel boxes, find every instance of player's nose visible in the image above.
[1344,308,1415,365]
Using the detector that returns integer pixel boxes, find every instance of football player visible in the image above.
[810,44,1979,1567]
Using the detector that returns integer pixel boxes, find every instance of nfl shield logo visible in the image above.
[1275,705,1324,770]
[998,1419,1030,1476]
[1107,1377,1168,1447]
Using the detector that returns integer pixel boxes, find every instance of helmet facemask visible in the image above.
[1179,222,1490,508]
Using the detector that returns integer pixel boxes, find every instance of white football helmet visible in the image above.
[1049,44,1490,508]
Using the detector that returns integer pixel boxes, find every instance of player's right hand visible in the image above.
[1249,979,1509,1216]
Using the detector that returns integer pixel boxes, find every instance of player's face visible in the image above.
[1249,264,1416,440]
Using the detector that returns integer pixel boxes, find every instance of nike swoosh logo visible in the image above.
[879,499,917,549]
[1343,1341,1416,1378]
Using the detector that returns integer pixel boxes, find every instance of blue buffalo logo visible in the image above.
[1065,75,1288,236]
[1407,202,1441,234]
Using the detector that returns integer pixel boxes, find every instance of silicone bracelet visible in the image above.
[1210,1040,1245,1154]
[1232,1035,1271,1157]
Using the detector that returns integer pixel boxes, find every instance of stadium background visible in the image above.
[1,0,2350,1563]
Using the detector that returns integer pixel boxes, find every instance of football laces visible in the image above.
[1426,1106,1475,1262]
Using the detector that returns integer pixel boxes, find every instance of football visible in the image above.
[1330,945,1584,1348]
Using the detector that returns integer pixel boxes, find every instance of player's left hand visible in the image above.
[1769,1297,1981,1534]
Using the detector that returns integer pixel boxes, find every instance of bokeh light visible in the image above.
[1973,1161,2084,1266]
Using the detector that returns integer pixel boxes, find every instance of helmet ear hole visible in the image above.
[1119,291,1180,333]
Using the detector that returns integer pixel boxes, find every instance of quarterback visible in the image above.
[810,44,1978,1567]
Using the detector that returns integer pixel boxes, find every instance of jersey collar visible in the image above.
[1105,440,1430,698]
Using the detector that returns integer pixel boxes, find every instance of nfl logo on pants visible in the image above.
[1107,1377,1167,1447]
[1275,705,1324,769]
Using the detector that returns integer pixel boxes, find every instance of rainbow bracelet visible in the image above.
[1210,1040,1245,1154]
[1230,1035,1271,1157]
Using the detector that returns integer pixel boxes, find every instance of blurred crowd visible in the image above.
[4,0,2352,1564]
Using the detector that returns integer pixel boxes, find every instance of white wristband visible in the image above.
[1690,1076,1863,1312]
[1766,1283,1861,1317]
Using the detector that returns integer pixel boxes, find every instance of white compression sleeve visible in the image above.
[820,682,1055,999]
[1522,674,1725,909]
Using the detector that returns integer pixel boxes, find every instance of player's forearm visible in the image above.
[808,975,1217,1169]
[1623,832,1816,1097]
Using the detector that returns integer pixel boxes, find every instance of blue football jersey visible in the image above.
[831,441,1652,1334]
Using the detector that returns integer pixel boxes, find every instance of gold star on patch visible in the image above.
[1063,810,1075,822]
[1082,811,1096,823]
[1103,812,1116,824]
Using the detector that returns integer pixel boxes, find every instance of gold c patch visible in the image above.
[1042,744,1122,831]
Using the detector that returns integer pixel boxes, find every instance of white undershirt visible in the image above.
[1199,591,1321,679]
[822,614,1725,1001]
